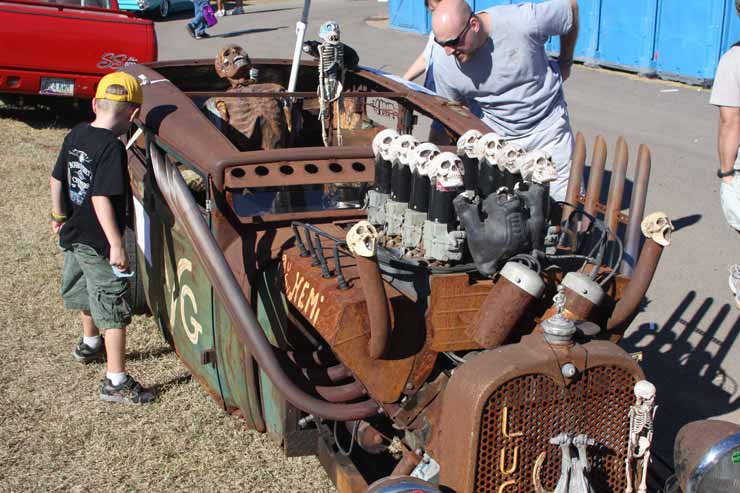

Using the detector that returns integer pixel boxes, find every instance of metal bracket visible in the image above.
[201,348,217,366]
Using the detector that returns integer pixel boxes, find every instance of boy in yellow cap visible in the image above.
[50,71,155,404]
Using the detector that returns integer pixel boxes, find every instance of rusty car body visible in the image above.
[122,56,669,492]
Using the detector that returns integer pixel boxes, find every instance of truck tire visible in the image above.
[159,0,170,18]
[124,227,150,315]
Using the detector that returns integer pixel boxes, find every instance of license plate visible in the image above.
[40,77,75,96]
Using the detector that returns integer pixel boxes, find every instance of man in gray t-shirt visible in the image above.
[430,0,579,201]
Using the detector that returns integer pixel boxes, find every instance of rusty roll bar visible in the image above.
[621,144,651,276]
[607,239,664,340]
[149,142,380,420]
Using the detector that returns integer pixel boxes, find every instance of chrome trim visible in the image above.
[686,432,740,492]
[367,478,440,493]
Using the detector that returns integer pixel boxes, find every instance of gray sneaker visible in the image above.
[100,375,156,405]
[71,337,105,364]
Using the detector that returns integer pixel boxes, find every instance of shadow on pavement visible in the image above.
[621,290,740,465]
[217,26,286,38]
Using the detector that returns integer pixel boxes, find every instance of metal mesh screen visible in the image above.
[474,366,636,492]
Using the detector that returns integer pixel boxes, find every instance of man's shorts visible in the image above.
[61,244,132,329]
[721,175,740,231]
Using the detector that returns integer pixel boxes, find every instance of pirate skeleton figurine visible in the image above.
[207,45,288,150]
[625,380,657,493]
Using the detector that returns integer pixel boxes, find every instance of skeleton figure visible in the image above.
[533,433,595,493]
[640,212,674,246]
[625,380,657,493]
[316,21,346,146]
[209,45,287,150]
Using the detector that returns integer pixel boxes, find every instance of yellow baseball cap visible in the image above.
[95,72,143,105]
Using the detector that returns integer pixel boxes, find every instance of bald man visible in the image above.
[430,0,579,201]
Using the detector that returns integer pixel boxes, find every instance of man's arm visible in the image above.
[50,176,66,234]
[91,195,128,271]
[404,52,428,81]
[719,106,740,184]
[558,0,579,82]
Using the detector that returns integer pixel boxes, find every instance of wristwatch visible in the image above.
[717,169,737,179]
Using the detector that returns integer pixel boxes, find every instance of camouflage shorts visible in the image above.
[60,244,132,329]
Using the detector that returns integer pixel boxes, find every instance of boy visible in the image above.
[50,71,155,404]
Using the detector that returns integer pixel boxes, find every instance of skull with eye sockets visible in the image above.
[456,129,483,159]
[641,212,674,246]
[408,142,441,175]
[372,129,400,161]
[474,132,507,166]
[518,150,551,182]
[495,143,526,174]
[346,220,378,257]
[388,135,420,167]
[430,152,464,189]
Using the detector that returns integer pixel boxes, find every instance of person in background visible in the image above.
[429,0,579,202]
[50,72,156,405]
[215,0,224,17]
[186,0,211,39]
[710,0,740,308]
[403,0,441,83]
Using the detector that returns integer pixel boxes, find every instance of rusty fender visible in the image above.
[149,143,379,421]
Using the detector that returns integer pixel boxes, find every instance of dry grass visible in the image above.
[0,107,335,492]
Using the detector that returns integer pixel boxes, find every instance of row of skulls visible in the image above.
[371,128,559,190]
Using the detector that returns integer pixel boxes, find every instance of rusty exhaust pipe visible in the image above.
[581,135,607,231]
[562,131,586,224]
[621,144,651,276]
[315,380,366,403]
[604,137,628,234]
[346,221,391,360]
[150,143,380,421]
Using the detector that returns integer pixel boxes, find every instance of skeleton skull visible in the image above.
[495,143,525,174]
[430,152,464,189]
[474,132,507,166]
[372,129,400,161]
[319,21,341,44]
[634,380,656,404]
[389,134,419,167]
[215,44,251,82]
[409,142,440,175]
[457,129,483,159]
[518,150,557,184]
[640,211,674,246]
[346,220,378,258]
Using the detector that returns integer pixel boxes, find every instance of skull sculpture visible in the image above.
[214,44,251,85]
[640,212,674,246]
[495,143,525,174]
[346,220,378,258]
[457,129,483,158]
[517,150,557,184]
[389,134,419,166]
[319,20,341,44]
[372,129,400,160]
[430,152,464,189]
[409,142,440,174]
[474,132,507,166]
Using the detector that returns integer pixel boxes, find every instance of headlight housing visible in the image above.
[674,419,740,492]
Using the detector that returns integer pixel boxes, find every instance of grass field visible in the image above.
[0,107,335,492]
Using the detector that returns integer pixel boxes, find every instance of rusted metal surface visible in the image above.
[391,450,422,476]
[622,144,651,276]
[605,137,629,233]
[314,380,366,403]
[431,335,643,493]
[354,254,391,360]
[426,274,490,352]
[317,428,370,493]
[466,276,536,349]
[353,421,387,454]
[562,132,586,224]
[391,372,449,429]
[607,239,664,341]
[582,135,608,227]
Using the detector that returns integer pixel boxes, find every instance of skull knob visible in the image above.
[409,142,440,174]
[372,129,400,160]
[346,221,378,258]
[634,380,656,401]
[495,143,525,174]
[456,129,483,158]
[389,135,419,166]
[474,132,507,166]
[640,212,674,246]
[428,151,464,189]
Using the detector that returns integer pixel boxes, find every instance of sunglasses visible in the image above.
[435,13,474,48]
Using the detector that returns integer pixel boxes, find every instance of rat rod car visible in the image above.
[122,48,679,492]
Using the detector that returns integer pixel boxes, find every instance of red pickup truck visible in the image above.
[0,0,157,103]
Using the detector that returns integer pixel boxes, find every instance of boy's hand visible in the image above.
[109,245,129,271]
[51,220,64,234]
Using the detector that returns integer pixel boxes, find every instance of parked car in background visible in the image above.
[116,0,191,19]
[0,0,157,105]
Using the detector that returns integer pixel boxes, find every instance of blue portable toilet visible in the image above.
[654,0,727,84]
[596,0,660,75]
[389,0,430,34]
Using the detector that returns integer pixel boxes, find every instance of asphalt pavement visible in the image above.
[154,0,740,464]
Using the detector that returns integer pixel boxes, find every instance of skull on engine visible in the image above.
[517,150,556,184]
[641,212,674,246]
[457,129,483,159]
[319,21,341,44]
[346,220,378,257]
[430,152,464,189]
[495,143,525,174]
[389,135,419,166]
[372,129,400,161]
[409,142,440,174]
[474,132,507,166]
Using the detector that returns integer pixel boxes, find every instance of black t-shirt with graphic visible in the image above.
[51,123,130,258]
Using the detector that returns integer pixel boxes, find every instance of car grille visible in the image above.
[474,366,636,492]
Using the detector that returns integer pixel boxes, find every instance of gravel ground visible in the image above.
[0,105,335,492]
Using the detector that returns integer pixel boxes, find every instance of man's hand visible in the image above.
[51,220,64,234]
[109,244,129,271]
[559,60,572,82]
[723,175,735,186]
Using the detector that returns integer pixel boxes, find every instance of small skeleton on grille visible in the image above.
[625,380,657,493]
